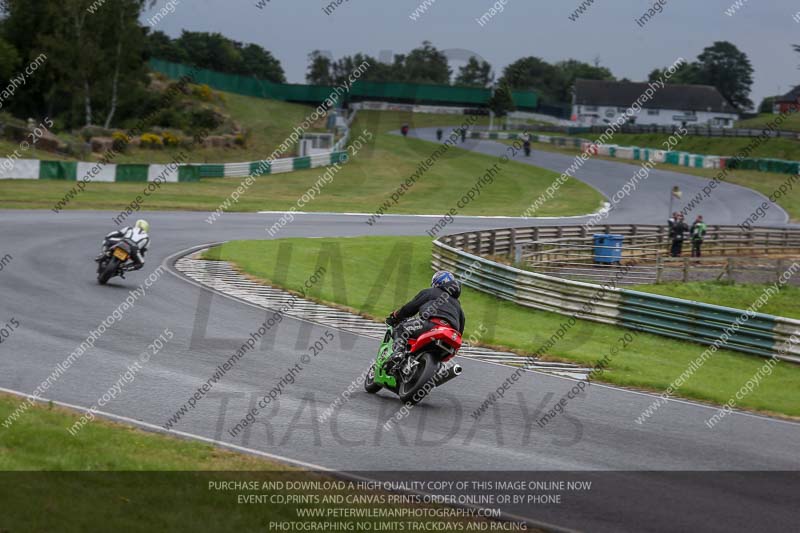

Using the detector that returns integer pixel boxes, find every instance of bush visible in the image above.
[140,133,163,149]
[151,107,187,130]
[189,107,222,131]
[161,131,183,147]
[192,84,214,102]
[79,125,113,141]
[111,131,130,153]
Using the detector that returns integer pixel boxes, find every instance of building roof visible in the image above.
[776,85,800,103]
[573,79,737,113]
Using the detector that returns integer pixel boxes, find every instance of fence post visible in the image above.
[776,259,784,283]
[514,244,522,265]
[508,228,517,259]
[474,231,482,254]
[726,257,733,281]
[489,230,496,256]
[683,257,689,282]
[656,254,663,284]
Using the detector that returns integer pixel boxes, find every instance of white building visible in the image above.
[572,79,739,128]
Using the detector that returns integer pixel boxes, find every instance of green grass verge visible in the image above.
[632,281,800,319]
[0,110,603,216]
[0,392,492,531]
[201,237,800,418]
[0,392,291,470]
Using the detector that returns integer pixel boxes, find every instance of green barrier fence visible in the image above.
[39,161,77,180]
[177,166,201,182]
[149,58,538,109]
[115,164,149,182]
[199,164,225,179]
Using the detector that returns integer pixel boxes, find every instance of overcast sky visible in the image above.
[143,0,799,108]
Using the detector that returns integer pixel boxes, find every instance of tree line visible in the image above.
[306,40,758,111]
[0,0,769,131]
[0,1,284,130]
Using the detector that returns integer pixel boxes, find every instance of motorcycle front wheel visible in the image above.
[397,352,438,405]
[364,364,382,394]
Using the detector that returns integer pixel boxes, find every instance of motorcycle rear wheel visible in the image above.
[398,352,437,405]
[98,257,119,285]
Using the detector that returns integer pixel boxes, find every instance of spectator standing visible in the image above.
[669,213,689,257]
[436,128,443,141]
[401,123,409,137]
[691,215,707,257]
[460,127,467,143]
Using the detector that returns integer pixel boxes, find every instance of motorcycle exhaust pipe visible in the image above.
[433,362,463,387]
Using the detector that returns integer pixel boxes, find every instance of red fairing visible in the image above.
[408,326,462,361]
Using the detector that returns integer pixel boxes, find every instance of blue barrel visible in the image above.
[593,234,624,264]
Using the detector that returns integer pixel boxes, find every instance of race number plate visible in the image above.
[113,248,129,261]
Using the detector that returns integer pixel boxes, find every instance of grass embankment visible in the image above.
[737,112,800,132]
[202,237,800,418]
[0,110,603,216]
[0,392,493,531]
[633,281,800,319]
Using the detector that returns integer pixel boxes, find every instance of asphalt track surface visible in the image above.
[0,135,798,532]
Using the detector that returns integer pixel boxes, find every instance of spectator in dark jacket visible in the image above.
[386,271,465,362]
[669,213,689,257]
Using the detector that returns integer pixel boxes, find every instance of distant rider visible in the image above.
[385,270,465,362]
[97,219,150,271]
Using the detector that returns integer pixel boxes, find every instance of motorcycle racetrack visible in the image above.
[1,134,798,531]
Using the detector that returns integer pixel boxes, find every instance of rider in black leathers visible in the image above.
[386,270,465,362]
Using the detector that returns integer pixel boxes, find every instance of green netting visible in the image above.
[511,91,538,110]
[150,59,538,108]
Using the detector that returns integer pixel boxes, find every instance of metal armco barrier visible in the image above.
[432,226,800,363]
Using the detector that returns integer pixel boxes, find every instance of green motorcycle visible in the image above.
[364,321,463,405]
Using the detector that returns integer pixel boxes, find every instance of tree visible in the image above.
[331,53,375,86]
[488,82,515,117]
[1,0,156,128]
[758,96,777,114]
[650,42,754,110]
[400,41,450,84]
[144,30,187,63]
[695,41,753,110]
[499,56,561,102]
[552,59,614,101]
[163,31,285,82]
[0,37,20,82]
[306,50,333,85]
[239,43,285,82]
[454,56,493,88]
